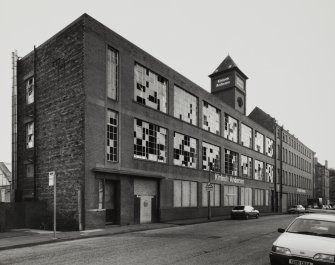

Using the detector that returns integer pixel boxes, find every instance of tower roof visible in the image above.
[209,55,248,79]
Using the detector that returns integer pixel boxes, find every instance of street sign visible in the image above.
[206,183,214,192]
[49,171,55,186]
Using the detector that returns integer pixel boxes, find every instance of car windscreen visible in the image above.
[287,218,335,238]
[233,206,245,210]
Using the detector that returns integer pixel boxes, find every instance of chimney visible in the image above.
[325,160,328,169]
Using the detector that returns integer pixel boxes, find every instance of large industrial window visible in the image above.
[202,101,220,135]
[134,64,167,113]
[173,180,197,207]
[202,183,220,207]
[254,131,264,153]
[107,47,118,100]
[133,119,167,163]
[223,185,238,206]
[241,155,252,178]
[107,110,118,162]
[26,122,34,149]
[240,187,252,206]
[173,132,197,168]
[254,160,264,181]
[224,114,238,142]
[174,86,198,125]
[224,149,238,176]
[254,189,264,206]
[266,164,274,183]
[241,123,252,148]
[26,77,34,104]
[265,137,274,157]
[202,142,220,171]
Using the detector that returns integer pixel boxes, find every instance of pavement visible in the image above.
[0,213,281,251]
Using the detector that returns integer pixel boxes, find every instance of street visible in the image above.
[0,214,296,265]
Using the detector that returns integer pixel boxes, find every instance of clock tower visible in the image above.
[209,55,248,115]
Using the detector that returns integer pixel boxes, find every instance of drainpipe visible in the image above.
[33,45,37,201]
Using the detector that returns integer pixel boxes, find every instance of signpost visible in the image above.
[49,171,56,239]
[207,168,213,220]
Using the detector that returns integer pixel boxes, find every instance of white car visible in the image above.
[270,214,335,265]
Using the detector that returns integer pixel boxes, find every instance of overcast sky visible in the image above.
[1,0,334,169]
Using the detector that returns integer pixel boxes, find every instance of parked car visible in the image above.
[287,205,305,214]
[231,205,259,220]
[270,213,335,265]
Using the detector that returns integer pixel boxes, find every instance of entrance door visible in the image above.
[105,180,116,224]
[140,196,152,224]
[282,193,288,213]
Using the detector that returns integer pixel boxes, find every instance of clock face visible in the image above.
[237,96,244,108]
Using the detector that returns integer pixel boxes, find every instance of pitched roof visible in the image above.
[248,106,277,132]
[0,162,11,183]
[209,55,248,79]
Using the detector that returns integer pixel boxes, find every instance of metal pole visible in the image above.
[208,169,211,220]
[54,174,56,238]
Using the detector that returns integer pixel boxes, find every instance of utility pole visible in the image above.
[207,165,213,220]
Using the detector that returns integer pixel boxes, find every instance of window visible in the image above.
[26,77,34,104]
[107,110,118,162]
[241,155,252,178]
[174,180,198,207]
[26,164,34,178]
[98,179,104,209]
[265,190,269,206]
[107,47,118,100]
[266,164,274,183]
[173,132,197,168]
[224,114,238,142]
[202,142,220,171]
[254,160,264,181]
[241,123,252,148]
[26,122,34,148]
[254,131,264,153]
[223,185,238,206]
[134,64,167,113]
[265,137,274,157]
[174,86,198,125]
[240,187,252,206]
[224,149,238,176]
[202,183,220,207]
[202,101,220,134]
[133,119,167,163]
[254,189,264,206]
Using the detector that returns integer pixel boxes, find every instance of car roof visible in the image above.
[297,213,335,222]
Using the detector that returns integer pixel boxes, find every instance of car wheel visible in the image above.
[245,214,249,220]
[256,214,259,219]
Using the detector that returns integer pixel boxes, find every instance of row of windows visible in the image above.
[288,193,311,207]
[280,146,312,173]
[278,129,312,159]
[104,48,274,157]
[134,118,274,182]
[281,170,312,190]
[173,180,270,208]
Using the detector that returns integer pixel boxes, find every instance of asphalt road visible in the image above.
[0,214,297,265]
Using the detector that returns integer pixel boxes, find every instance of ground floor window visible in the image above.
[265,190,269,206]
[201,183,220,207]
[173,180,197,207]
[223,185,238,206]
[240,187,252,206]
[254,189,264,206]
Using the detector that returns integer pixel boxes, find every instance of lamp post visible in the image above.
[207,165,212,220]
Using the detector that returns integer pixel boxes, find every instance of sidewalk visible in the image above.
[0,213,279,251]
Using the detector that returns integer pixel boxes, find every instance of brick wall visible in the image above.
[17,17,85,230]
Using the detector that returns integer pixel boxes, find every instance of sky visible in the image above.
[0,0,334,169]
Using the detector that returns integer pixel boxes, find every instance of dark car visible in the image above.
[231,205,259,220]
